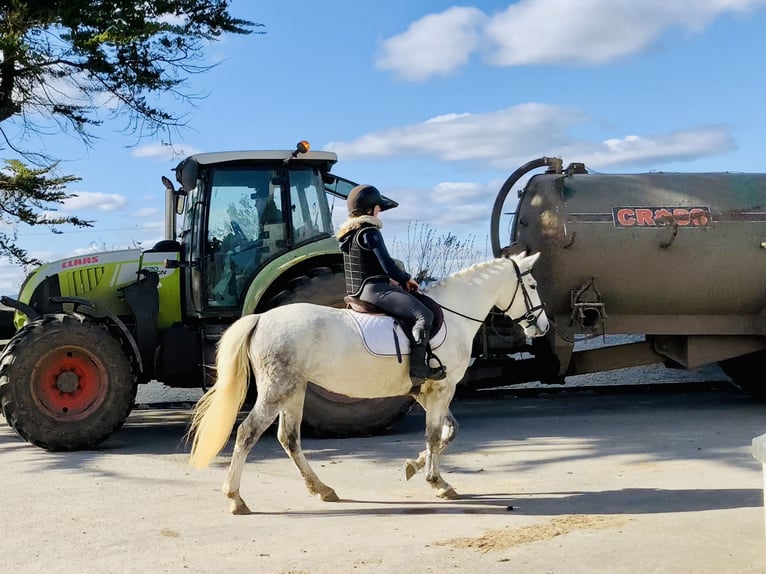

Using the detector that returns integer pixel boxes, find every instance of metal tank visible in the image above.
[490,158,766,397]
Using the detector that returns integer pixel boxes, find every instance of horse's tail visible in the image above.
[188,313,260,469]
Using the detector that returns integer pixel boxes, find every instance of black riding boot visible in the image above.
[409,342,447,382]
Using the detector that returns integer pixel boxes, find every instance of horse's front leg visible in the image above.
[404,407,458,480]
[416,389,459,499]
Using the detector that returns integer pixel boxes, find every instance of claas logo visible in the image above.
[61,255,100,269]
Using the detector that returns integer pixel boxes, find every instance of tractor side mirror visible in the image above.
[175,157,198,195]
[175,193,186,215]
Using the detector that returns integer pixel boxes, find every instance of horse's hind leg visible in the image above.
[277,389,339,502]
[223,396,281,515]
[404,408,458,480]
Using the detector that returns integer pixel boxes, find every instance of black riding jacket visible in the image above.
[338,224,410,295]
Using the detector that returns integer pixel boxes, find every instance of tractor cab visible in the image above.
[165,142,359,317]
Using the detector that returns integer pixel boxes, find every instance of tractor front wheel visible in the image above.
[0,314,137,451]
[263,267,415,437]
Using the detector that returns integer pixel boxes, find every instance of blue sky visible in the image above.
[4,0,766,295]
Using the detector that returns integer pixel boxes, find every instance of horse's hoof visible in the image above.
[403,460,418,481]
[437,487,459,500]
[229,499,252,515]
[320,489,339,502]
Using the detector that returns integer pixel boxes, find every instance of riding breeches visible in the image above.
[358,281,434,343]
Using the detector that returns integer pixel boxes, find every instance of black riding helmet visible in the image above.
[347,184,398,216]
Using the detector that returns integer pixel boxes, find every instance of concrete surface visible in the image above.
[2,382,765,574]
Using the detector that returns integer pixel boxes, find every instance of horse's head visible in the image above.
[500,251,550,338]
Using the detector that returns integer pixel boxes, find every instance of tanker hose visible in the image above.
[490,157,562,258]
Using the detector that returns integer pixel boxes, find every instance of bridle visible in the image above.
[506,258,548,332]
[437,258,547,332]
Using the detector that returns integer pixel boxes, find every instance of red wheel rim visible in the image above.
[32,346,108,420]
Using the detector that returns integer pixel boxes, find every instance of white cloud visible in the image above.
[325,104,735,170]
[375,6,487,81]
[134,207,159,218]
[483,0,762,67]
[156,12,186,26]
[373,180,499,246]
[326,103,584,168]
[0,261,26,296]
[132,142,201,161]
[377,0,766,80]
[575,126,737,168]
[431,181,489,204]
[0,217,16,235]
[61,191,128,212]
[140,220,165,231]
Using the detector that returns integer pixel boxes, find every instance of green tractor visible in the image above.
[0,142,414,451]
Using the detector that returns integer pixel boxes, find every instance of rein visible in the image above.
[435,259,546,330]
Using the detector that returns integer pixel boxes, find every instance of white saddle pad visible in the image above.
[345,309,446,357]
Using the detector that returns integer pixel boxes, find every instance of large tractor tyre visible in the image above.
[719,350,766,401]
[263,266,415,438]
[0,313,138,451]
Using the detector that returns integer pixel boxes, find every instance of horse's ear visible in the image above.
[500,244,529,260]
[504,249,526,259]
[525,252,541,266]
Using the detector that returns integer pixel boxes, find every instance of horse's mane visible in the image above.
[423,257,514,294]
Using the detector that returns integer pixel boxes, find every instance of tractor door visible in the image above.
[202,166,289,310]
[287,167,337,245]
[323,174,359,229]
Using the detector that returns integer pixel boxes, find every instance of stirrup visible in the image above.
[426,365,447,381]
[408,342,447,382]
[409,364,447,382]
[427,349,447,380]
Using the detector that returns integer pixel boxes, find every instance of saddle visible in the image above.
[343,291,445,337]
[344,292,447,379]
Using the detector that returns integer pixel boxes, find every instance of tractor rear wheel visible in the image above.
[263,266,415,437]
[0,313,137,451]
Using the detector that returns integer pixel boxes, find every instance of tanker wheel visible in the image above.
[719,350,766,401]
[0,313,137,451]
[262,266,415,438]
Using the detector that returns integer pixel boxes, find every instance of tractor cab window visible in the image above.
[288,168,334,243]
[324,175,359,233]
[205,167,287,307]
